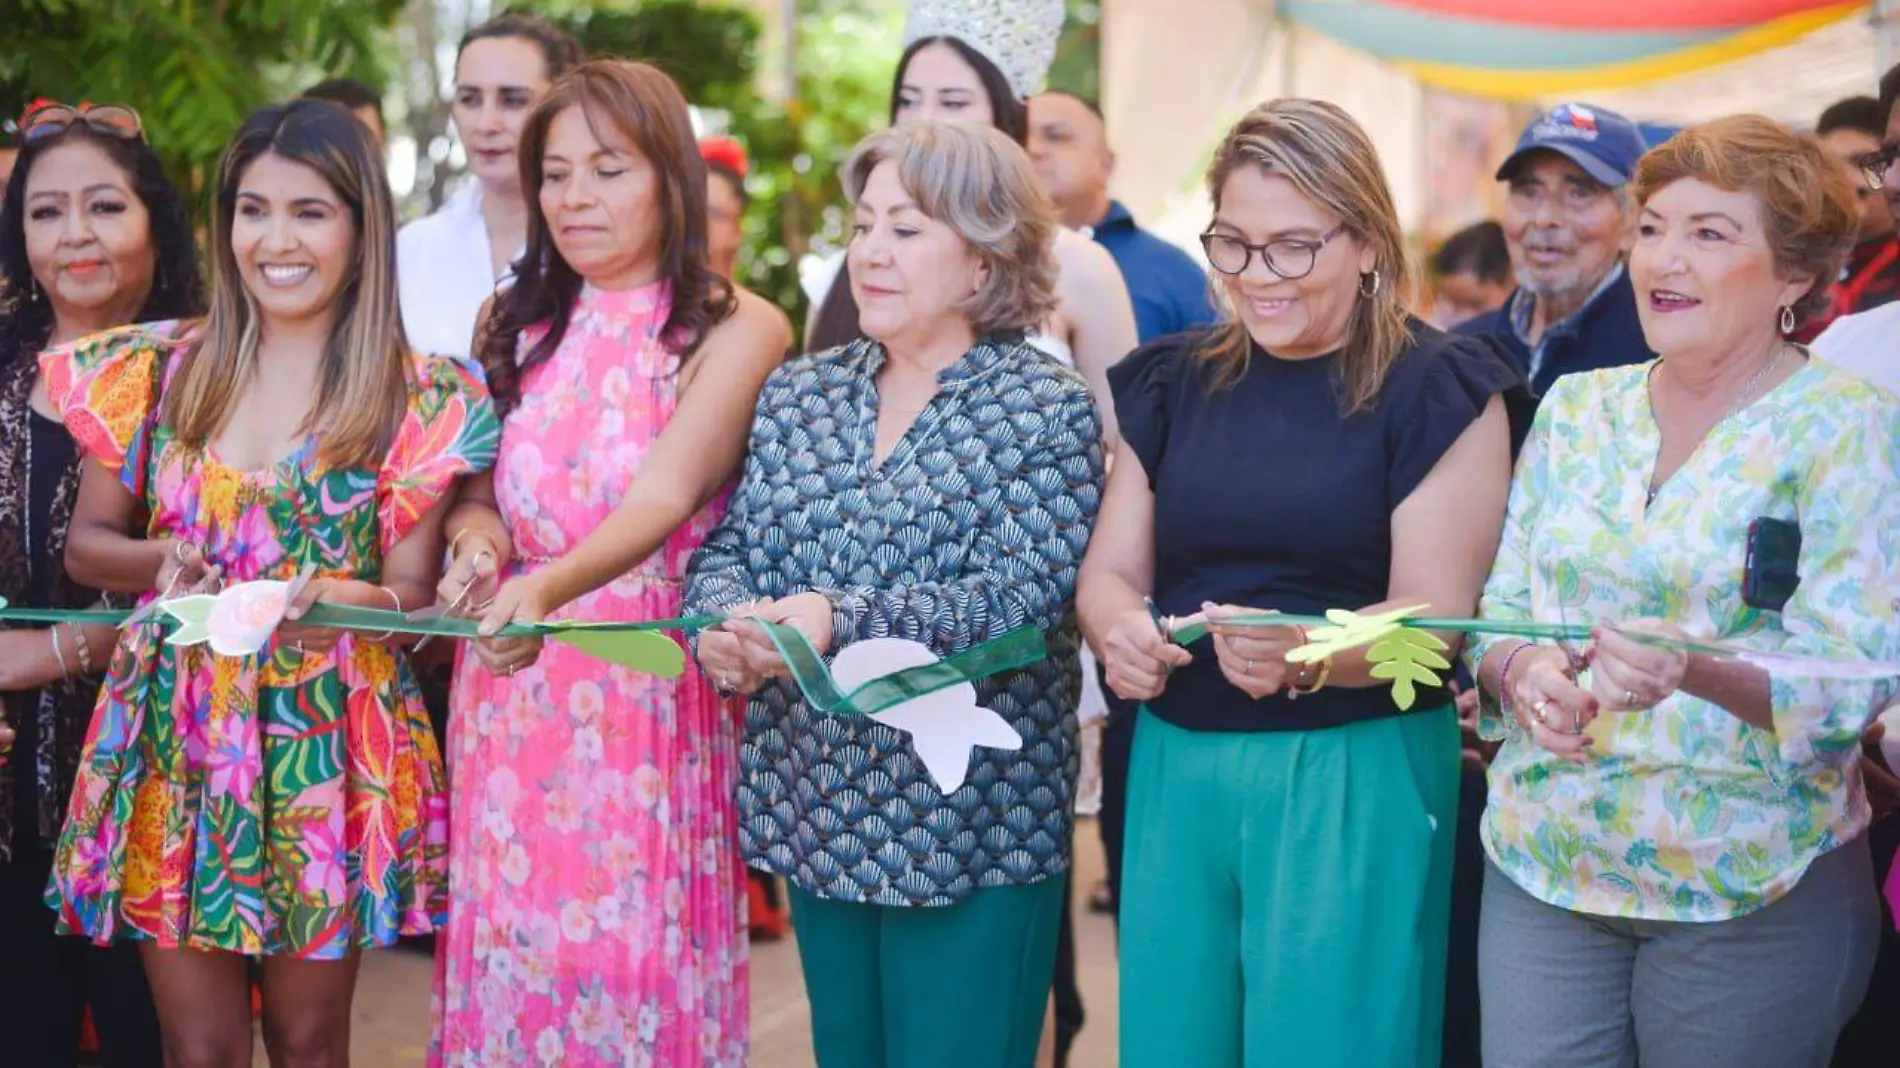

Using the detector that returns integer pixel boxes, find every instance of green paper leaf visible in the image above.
[1289,604,1429,664]
[1369,633,1451,671]
[160,595,218,647]
[550,629,687,678]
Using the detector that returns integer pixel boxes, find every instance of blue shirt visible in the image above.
[683,335,1105,906]
[1087,200,1219,343]
[1454,263,1655,398]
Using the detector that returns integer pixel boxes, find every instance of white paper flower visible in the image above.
[204,580,294,656]
[830,637,1024,794]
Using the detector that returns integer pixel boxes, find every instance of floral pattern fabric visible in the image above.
[430,282,747,1068]
[1472,360,1900,922]
[39,320,498,957]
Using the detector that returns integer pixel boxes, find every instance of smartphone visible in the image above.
[1743,517,1801,612]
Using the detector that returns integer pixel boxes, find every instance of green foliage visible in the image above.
[551,0,761,110]
[1,0,402,212]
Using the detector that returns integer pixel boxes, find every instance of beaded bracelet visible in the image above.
[69,623,96,676]
[1497,640,1537,716]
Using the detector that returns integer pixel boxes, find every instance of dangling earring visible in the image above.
[1779,304,1795,336]
[27,281,41,304]
[1358,270,1380,297]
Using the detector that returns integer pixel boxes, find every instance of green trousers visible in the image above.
[1119,707,1459,1068]
[787,877,1065,1068]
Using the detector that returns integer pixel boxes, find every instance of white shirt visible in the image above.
[1811,303,1900,760]
[1812,302,1900,397]
[396,181,519,359]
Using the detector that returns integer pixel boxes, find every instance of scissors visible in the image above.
[1143,596,1186,675]
[407,576,478,653]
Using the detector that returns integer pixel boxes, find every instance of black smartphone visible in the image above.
[1743,517,1801,612]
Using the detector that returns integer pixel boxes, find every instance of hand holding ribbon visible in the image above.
[1200,602,1305,701]
[723,593,835,691]
[472,574,553,677]
[1589,619,1691,712]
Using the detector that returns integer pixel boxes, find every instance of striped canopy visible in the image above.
[1279,0,1869,98]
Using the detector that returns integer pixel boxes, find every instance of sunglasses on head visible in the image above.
[20,101,144,143]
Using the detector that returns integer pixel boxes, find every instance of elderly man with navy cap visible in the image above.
[1455,102,1658,397]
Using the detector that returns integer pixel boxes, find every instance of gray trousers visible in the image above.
[1479,839,1880,1068]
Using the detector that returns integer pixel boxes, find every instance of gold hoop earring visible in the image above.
[1779,305,1796,336]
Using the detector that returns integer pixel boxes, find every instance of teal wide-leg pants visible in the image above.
[788,877,1065,1068]
[1119,706,1459,1068]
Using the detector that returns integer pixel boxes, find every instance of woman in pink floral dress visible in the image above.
[429,62,791,1067]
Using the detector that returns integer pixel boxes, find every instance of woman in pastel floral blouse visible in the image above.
[1471,116,1900,1068]
[686,120,1103,1068]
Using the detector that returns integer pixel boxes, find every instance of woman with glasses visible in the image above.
[40,99,497,1068]
[0,98,199,1068]
[1078,99,1526,1068]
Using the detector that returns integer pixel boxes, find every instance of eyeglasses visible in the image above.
[20,101,144,144]
[1859,145,1898,192]
[1200,223,1346,280]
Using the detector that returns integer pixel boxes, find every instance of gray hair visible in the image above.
[842,121,1059,337]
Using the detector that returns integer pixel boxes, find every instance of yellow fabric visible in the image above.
[1398,2,1864,100]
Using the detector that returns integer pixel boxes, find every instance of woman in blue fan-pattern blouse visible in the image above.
[683,121,1103,1068]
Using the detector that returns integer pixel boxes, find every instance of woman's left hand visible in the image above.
[470,574,553,678]
[729,592,835,683]
[1200,602,1305,701]
[1589,620,1690,712]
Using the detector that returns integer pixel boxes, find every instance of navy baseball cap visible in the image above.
[1497,102,1648,188]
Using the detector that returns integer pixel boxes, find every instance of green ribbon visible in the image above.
[0,598,1048,720]
[1167,612,1588,647]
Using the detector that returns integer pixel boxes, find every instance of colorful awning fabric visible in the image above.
[1278,0,1868,98]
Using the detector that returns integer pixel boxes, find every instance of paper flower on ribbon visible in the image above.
[157,571,314,656]
[1287,604,1449,710]
[159,580,288,655]
[828,637,1023,793]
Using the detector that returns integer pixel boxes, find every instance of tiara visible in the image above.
[903,0,1065,102]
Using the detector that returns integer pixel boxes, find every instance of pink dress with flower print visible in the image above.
[431,282,746,1067]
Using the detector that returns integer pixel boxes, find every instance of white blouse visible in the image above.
[396,180,519,360]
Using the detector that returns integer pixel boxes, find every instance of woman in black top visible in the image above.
[0,102,201,1067]
[1078,99,1526,1068]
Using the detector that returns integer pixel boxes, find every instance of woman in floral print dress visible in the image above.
[430,62,790,1067]
[42,101,497,1068]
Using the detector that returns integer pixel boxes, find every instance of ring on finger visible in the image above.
[1530,699,1551,725]
[1622,688,1638,709]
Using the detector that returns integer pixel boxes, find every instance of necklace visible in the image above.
[1723,344,1784,421]
[1645,345,1786,506]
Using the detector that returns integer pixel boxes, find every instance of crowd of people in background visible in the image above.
[1,2,1898,1068]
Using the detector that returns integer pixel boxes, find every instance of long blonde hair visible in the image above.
[1200,99,1414,413]
[164,99,408,467]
